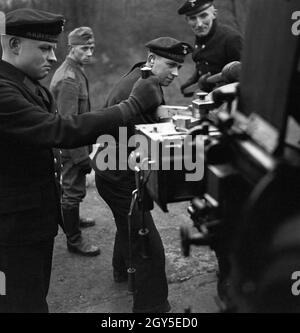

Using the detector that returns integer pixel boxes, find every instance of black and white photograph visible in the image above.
[0,0,300,319]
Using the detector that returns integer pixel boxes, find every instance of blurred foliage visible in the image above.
[0,0,250,106]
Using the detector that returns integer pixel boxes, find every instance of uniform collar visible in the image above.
[0,59,41,93]
[133,62,146,72]
[0,59,26,84]
[0,59,51,107]
[122,62,145,78]
[23,75,50,105]
[66,56,85,73]
[23,76,39,94]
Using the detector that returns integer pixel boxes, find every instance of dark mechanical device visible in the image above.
[129,0,300,312]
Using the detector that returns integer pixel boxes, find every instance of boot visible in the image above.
[62,206,100,257]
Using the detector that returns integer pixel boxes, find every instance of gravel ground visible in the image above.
[47,183,219,313]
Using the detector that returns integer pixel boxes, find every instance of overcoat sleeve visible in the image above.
[0,80,126,149]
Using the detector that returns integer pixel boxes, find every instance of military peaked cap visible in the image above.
[68,27,95,46]
[5,8,65,43]
[145,37,193,63]
[178,0,214,16]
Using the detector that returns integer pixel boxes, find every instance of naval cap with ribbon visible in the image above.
[145,37,193,63]
[5,8,65,43]
[178,0,214,16]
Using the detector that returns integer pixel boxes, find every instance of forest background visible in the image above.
[0,0,250,107]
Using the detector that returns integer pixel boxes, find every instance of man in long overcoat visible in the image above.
[0,8,162,313]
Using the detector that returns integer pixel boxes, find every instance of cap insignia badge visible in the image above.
[188,0,197,7]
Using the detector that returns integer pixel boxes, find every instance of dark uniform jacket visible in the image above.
[0,60,128,245]
[186,21,243,86]
[50,57,92,165]
[92,62,161,187]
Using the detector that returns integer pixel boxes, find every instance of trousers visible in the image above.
[61,159,87,209]
[95,175,168,312]
[0,239,54,313]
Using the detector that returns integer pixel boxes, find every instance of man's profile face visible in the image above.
[151,55,182,86]
[17,38,57,80]
[70,44,95,65]
[186,6,216,38]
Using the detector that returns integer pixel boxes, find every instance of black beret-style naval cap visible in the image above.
[5,8,65,43]
[178,0,214,16]
[145,37,193,63]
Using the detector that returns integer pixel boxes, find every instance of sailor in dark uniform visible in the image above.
[0,8,163,313]
[92,37,192,313]
[178,0,243,93]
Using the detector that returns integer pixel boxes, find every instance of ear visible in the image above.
[213,7,218,19]
[147,53,155,67]
[9,37,22,55]
[68,45,74,55]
